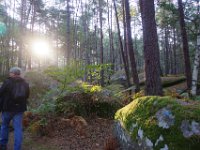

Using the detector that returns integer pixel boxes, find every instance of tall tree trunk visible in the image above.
[110,3,115,71]
[169,44,173,74]
[122,0,129,70]
[28,0,36,70]
[107,0,114,82]
[191,33,200,95]
[11,0,16,67]
[164,28,170,75]
[122,0,129,69]
[73,0,80,62]
[173,28,177,74]
[107,0,114,71]
[4,10,10,73]
[19,0,26,68]
[124,0,140,92]
[178,0,192,90]
[66,0,71,65]
[98,0,104,86]
[140,0,163,95]
[113,0,131,87]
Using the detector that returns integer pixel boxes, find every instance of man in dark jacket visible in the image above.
[0,67,29,150]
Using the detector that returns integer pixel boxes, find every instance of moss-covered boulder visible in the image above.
[114,96,200,150]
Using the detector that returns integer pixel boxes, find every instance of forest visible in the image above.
[0,0,200,149]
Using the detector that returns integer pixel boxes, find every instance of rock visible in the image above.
[138,128,143,139]
[180,92,189,99]
[155,108,175,129]
[129,123,138,132]
[155,135,164,146]
[114,121,140,150]
[110,70,127,86]
[145,137,153,148]
[114,96,200,150]
[181,120,200,138]
[160,144,169,150]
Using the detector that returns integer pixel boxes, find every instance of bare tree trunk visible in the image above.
[107,0,114,71]
[28,0,36,70]
[73,0,80,62]
[178,0,192,90]
[164,28,170,75]
[124,0,140,92]
[66,0,71,65]
[110,3,115,71]
[11,0,16,67]
[122,0,129,69]
[19,0,26,68]
[173,28,177,74]
[191,33,200,95]
[98,0,104,86]
[140,0,163,95]
[113,0,131,87]
[107,0,114,82]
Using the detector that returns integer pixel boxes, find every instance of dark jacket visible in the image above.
[0,77,29,112]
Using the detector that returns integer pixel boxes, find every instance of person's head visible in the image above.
[9,67,22,77]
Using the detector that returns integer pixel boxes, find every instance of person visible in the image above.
[0,67,29,150]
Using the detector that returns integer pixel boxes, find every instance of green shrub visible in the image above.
[44,63,85,86]
[25,71,53,108]
[56,91,122,118]
[86,63,113,85]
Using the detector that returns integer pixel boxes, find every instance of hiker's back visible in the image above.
[3,77,29,112]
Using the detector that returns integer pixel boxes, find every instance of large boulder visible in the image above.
[114,96,200,150]
[110,70,128,86]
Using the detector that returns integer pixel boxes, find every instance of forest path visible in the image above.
[7,118,119,150]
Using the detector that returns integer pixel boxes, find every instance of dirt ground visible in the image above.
[6,118,119,150]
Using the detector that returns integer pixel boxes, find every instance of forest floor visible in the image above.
[7,118,120,150]
[5,77,187,150]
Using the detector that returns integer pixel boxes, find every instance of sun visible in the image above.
[31,40,50,57]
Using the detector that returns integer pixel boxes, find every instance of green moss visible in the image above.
[115,96,200,150]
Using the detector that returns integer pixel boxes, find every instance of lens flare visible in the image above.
[31,40,50,57]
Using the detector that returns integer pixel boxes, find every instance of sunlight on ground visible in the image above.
[31,40,51,57]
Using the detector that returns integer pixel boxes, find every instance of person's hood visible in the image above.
[8,76,25,82]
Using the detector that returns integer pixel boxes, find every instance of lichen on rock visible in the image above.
[129,122,138,132]
[156,107,175,129]
[160,144,168,150]
[114,96,200,150]
[138,127,144,139]
[155,135,164,146]
[181,120,200,138]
